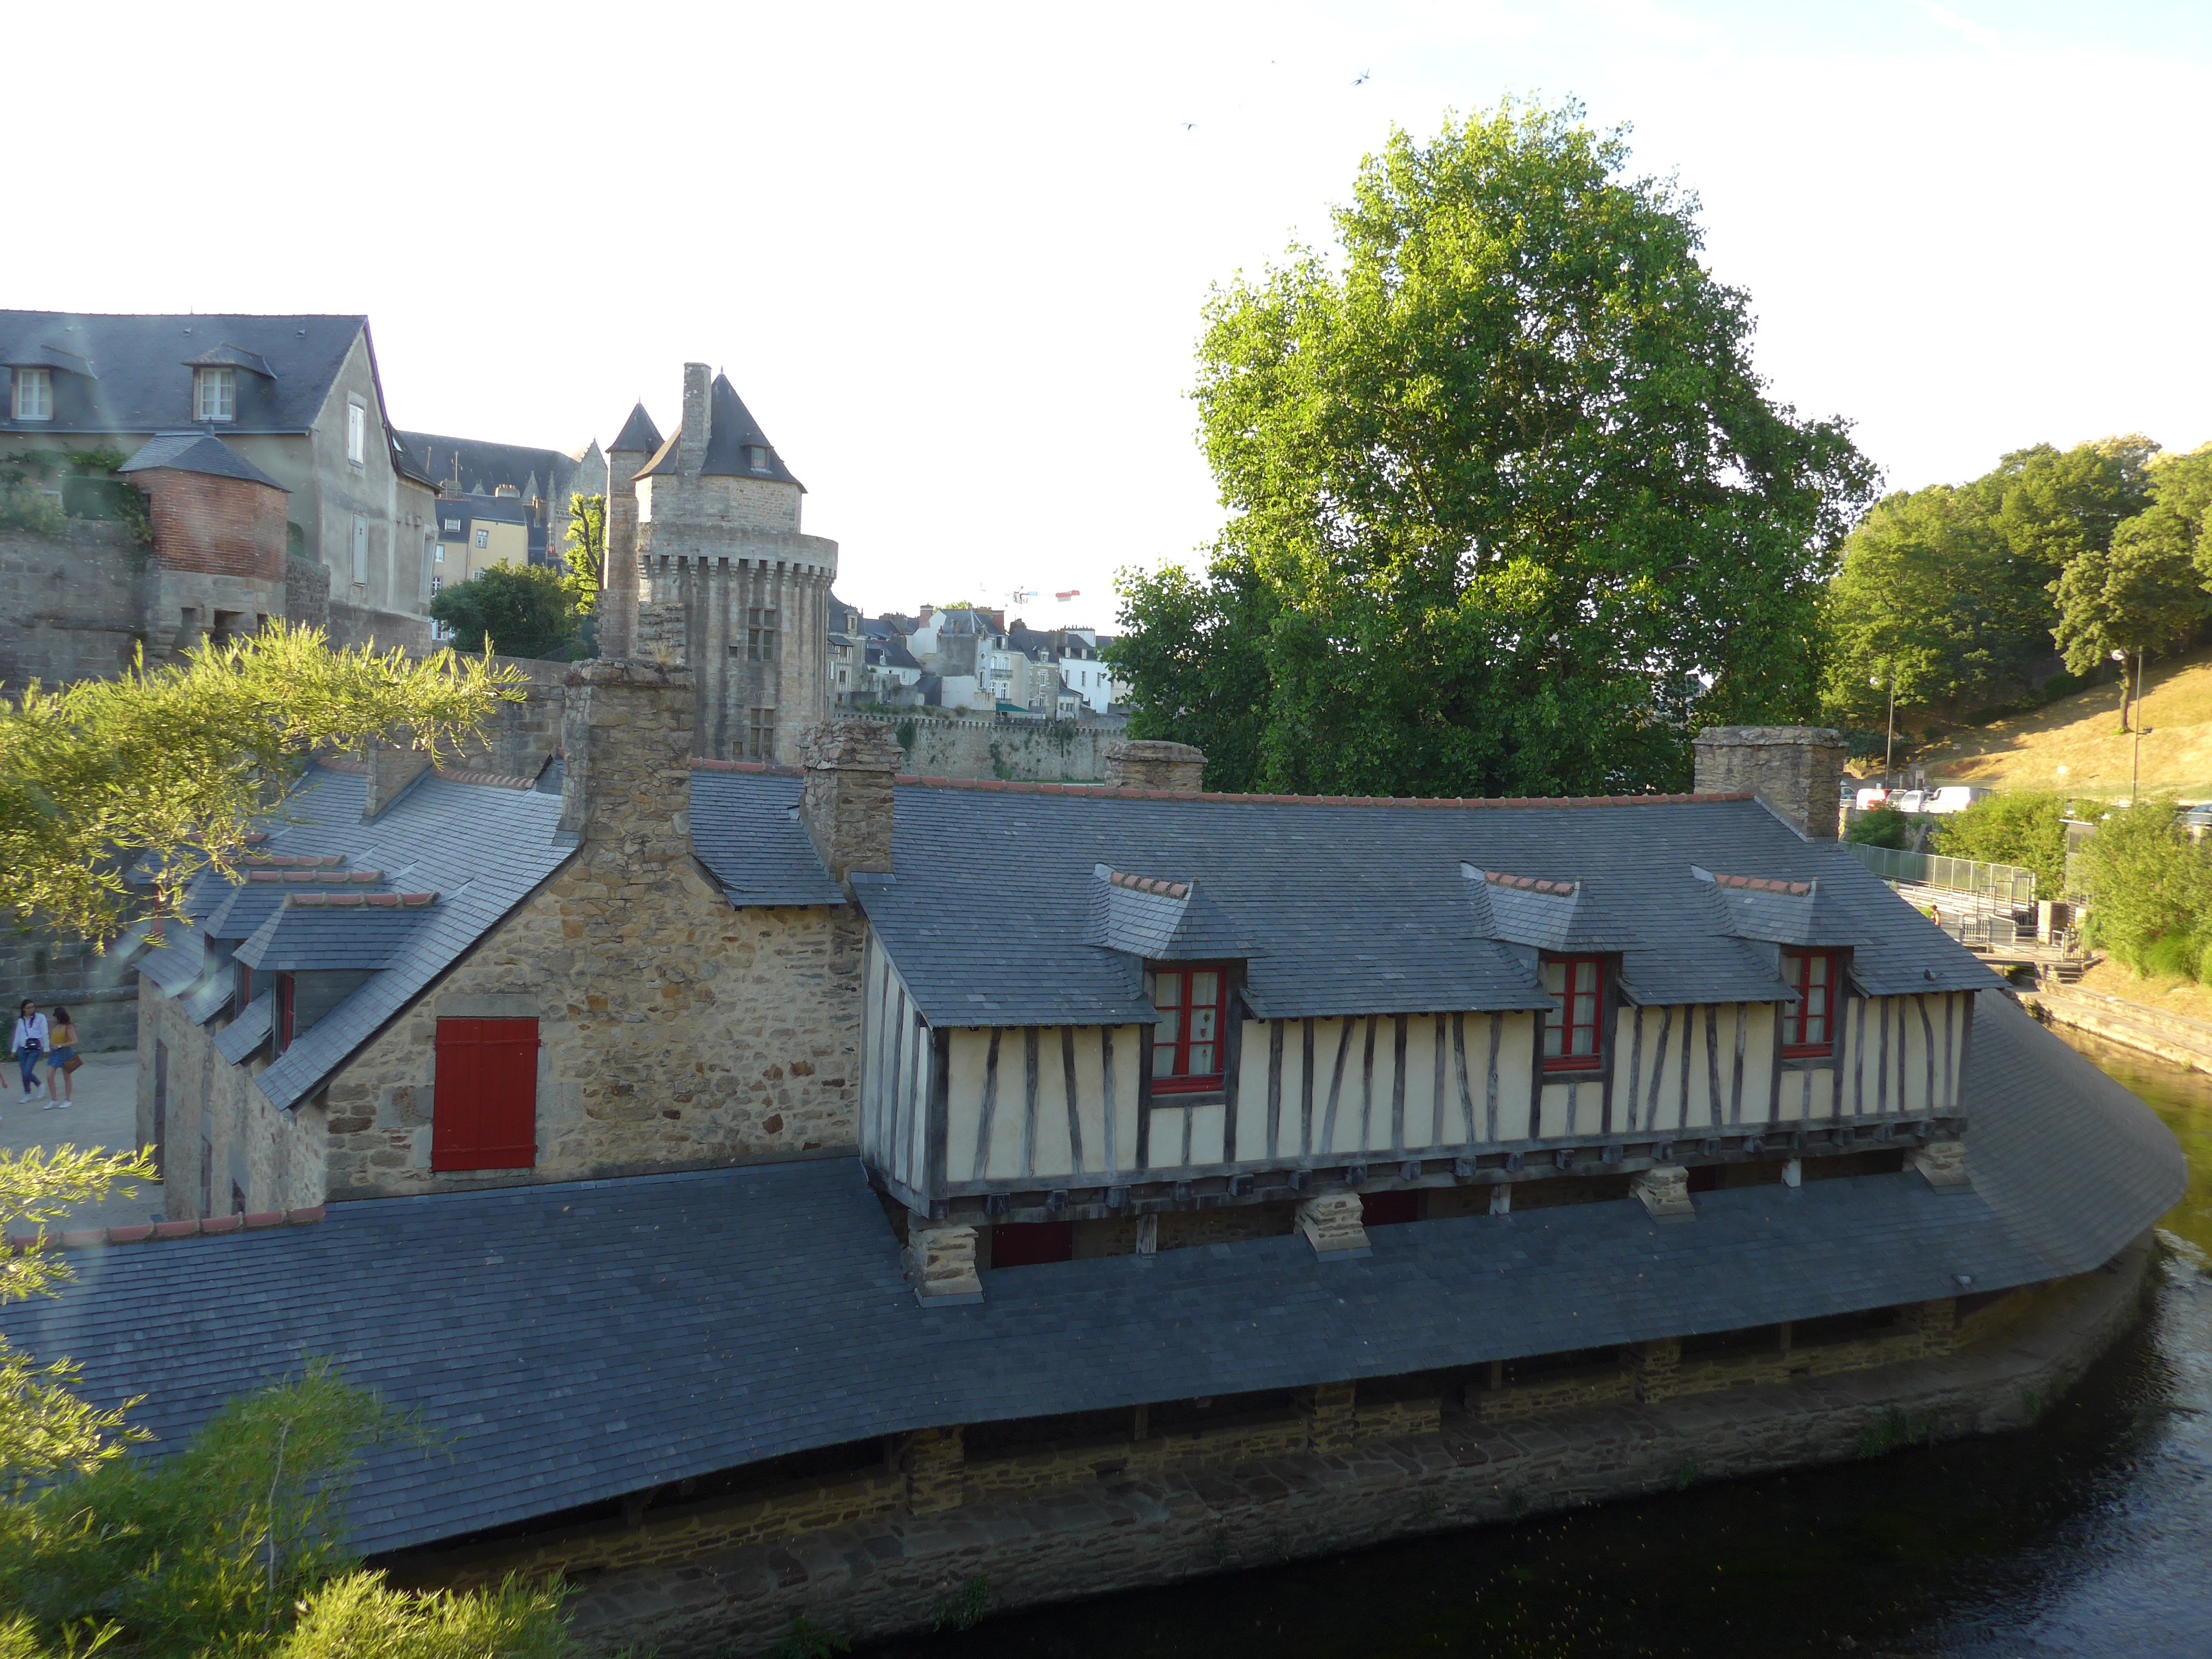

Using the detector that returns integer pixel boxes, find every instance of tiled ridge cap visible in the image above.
[241,853,344,869]
[685,760,1755,811]
[6,1206,325,1254]
[1714,873,1814,895]
[895,779,1759,809]
[1486,871,1578,895]
[1107,869,1190,899]
[284,891,437,909]
[247,869,384,884]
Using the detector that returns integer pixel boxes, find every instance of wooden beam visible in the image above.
[1729,1003,1746,1127]
[1358,1015,1378,1151]
[1319,1019,1352,1155]
[1061,1026,1084,1175]
[1485,1012,1501,1142]
[972,1029,1001,1183]
[1390,1014,1408,1156]
[1646,1006,1672,1135]
[1100,1025,1119,1178]
[1267,1019,1285,1162]
[928,1026,951,1202]
[1300,1019,1315,1157]
[1022,1027,1040,1180]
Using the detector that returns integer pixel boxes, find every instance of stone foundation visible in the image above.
[543,1236,2155,1657]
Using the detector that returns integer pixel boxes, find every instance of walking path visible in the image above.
[0,1052,162,1232]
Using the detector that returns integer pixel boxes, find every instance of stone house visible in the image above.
[1,311,440,648]
[13,712,2184,1657]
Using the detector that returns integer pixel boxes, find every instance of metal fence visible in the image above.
[1845,842,2036,904]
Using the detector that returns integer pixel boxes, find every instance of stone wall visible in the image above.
[285,556,330,634]
[546,1241,2154,1658]
[320,665,863,1200]
[440,656,567,781]
[862,712,1126,783]
[0,520,148,687]
[325,597,433,656]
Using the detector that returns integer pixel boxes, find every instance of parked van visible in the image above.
[1925,786,1994,815]
[1854,786,1892,812]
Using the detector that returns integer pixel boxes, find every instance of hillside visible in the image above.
[1927,649,2212,801]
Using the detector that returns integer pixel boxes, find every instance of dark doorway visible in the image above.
[1361,1190,1421,1227]
[991,1221,1075,1267]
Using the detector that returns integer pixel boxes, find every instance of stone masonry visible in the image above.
[1104,739,1206,792]
[1692,726,1847,841]
[317,661,865,1199]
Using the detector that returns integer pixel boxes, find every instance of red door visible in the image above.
[432,1018,540,1171]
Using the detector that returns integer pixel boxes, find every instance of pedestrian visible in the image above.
[10,999,46,1104]
[43,1005,77,1108]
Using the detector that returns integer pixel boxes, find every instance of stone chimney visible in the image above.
[363,741,432,818]
[1692,726,1847,841]
[676,362,712,476]
[801,721,902,889]
[557,660,695,860]
[1104,739,1206,793]
[601,401,664,661]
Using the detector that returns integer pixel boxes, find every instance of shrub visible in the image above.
[429,564,578,660]
[1932,791,2068,896]
[1848,806,1907,849]
[2138,932,2201,982]
[2074,797,2212,971]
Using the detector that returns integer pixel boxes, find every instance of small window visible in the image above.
[234,959,253,1012]
[429,574,443,596]
[443,517,462,532]
[346,401,366,466]
[747,444,770,474]
[1541,956,1605,1073]
[748,706,776,760]
[1151,962,1230,1093]
[1782,950,1839,1058]
[12,367,53,420]
[434,543,445,564]
[194,366,236,422]
[432,1018,539,1171]
[473,528,488,549]
[351,516,368,585]
[747,606,779,661]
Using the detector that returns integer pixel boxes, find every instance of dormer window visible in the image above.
[1540,955,1605,1073]
[1782,950,1839,1058]
[194,366,236,422]
[747,445,770,474]
[12,368,52,420]
[1151,963,1229,1094]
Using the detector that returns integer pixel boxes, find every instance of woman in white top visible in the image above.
[11,1000,48,1102]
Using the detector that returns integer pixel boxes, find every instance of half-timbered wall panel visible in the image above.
[858,936,933,1199]
[942,1025,1144,1187]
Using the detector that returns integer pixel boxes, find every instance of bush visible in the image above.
[429,564,578,660]
[2138,932,2201,981]
[2074,797,2212,972]
[1932,791,2068,896]
[1848,806,1907,849]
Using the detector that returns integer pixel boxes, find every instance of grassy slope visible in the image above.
[1927,648,2212,800]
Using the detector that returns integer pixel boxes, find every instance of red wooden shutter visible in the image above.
[432,1018,540,1171]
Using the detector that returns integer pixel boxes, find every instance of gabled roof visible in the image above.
[821,784,2001,1029]
[215,992,274,1064]
[609,401,662,455]
[0,312,367,435]
[1086,866,1260,968]
[397,431,591,504]
[3,996,2180,1559]
[182,342,275,377]
[635,374,804,490]
[236,896,437,972]
[688,770,842,907]
[1696,867,1873,950]
[117,433,285,491]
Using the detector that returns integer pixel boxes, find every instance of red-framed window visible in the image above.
[234,959,254,1012]
[431,1018,540,1172]
[1541,956,1606,1073]
[1782,950,1839,1058]
[274,974,296,1053]
[1151,964,1230,1094]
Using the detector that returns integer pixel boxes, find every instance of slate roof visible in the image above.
[1,995,2180,1559]
[688,770,843,907]
[117,432,285,491]
[216,992,274,1064]
[397,431,591,505]
[236,900,436,973]
[202,874,390,942]
[832,782,2000,1029]
[636,373,804,489]
[609,401,662,455]
[0,312,364,436]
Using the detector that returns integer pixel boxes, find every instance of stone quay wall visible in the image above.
[858,712,1126,783]
[0,519,149,688]
[548,1239,2155,1658]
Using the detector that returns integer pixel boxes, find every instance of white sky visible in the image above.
[14,1,2210,622]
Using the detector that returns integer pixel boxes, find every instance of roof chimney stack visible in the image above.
[558,661,695,862]
[1692,726,1846,840]
[801,721,903,890]
[677,362,712,476]
[1104,739,1206,794]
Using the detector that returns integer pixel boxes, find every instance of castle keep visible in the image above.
[611,363,837,762]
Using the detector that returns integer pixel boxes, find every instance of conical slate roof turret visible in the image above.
[637,372,805,492]
[610,401,663,455]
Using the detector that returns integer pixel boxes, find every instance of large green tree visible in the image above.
[1110,101,1876,796]
[1822,437,2159,724]
[563,492,606,618]
[2052,451,2212,731]
[429,564,579,661]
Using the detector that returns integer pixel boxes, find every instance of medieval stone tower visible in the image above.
[603,362,836,763]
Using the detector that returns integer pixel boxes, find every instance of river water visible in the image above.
[882,1030,2212,1659]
